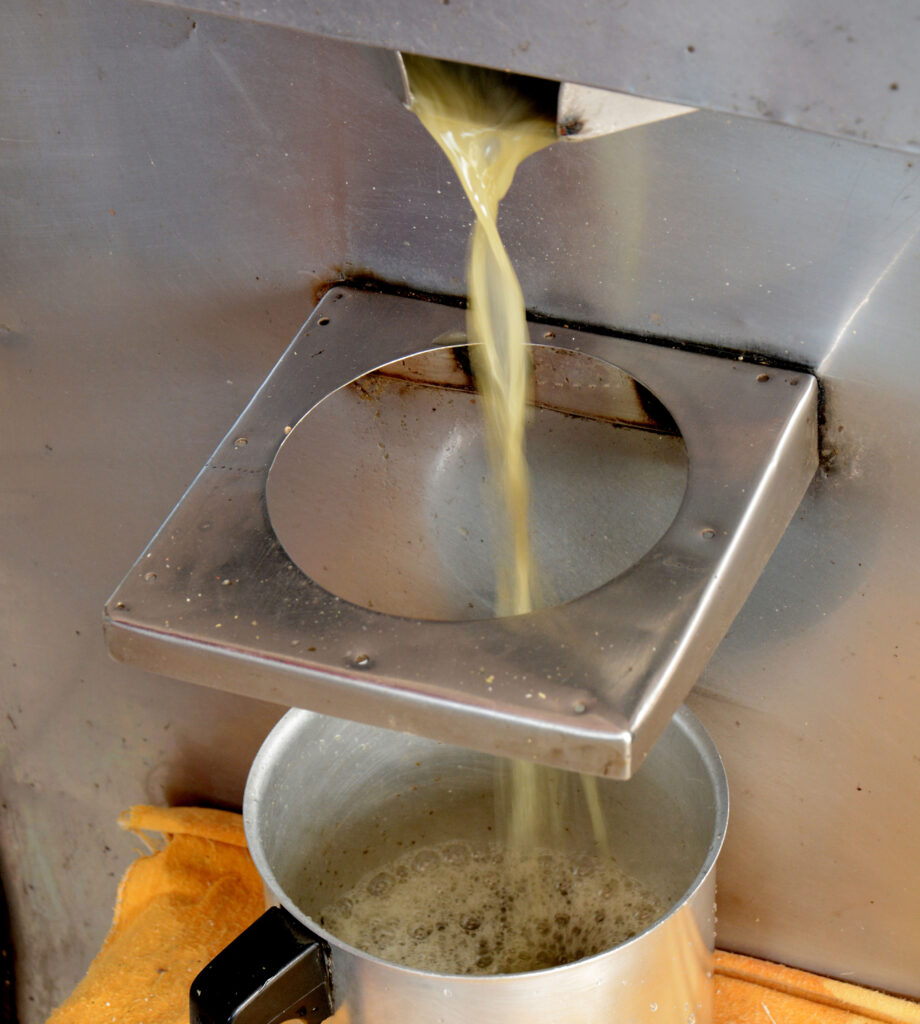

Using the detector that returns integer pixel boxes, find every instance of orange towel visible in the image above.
[47,806,265,1024]
[47,806,920,1024]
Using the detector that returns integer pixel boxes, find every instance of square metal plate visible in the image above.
[105,287,817,778]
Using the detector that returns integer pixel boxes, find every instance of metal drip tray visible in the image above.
[105,287,818,778]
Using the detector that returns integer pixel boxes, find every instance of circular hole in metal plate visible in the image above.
[266,344,688,621]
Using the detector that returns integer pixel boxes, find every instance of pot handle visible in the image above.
[190,906,333,1024]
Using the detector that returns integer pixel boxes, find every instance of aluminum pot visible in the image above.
[191,707,728,1024]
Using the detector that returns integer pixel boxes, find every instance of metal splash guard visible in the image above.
[105,287,817,778]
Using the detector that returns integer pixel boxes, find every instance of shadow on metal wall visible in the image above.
[0,852,18,1023]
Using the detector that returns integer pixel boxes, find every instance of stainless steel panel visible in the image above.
[557,83,696,142]
[0,1,345,1017]
[2,0,920,1016]
[104,289,817,779]
[141,0,920,152]
[361,105,920,377]
[393,52,698,142]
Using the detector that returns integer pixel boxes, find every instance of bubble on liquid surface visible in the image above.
[319,841,666,975]
[412,849,442,873]
[441,842,471,866]
[367,872,395,897]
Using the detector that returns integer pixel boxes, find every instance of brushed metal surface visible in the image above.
[2,0,920,1016]
[557,83,696,142]
[139,0,920,152]
[104,288,818,779]
[267,348,688,620]
[242,706,726,1024]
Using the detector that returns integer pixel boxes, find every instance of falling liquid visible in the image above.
[313,62,674,975]
[404,54,555,619]
[404,55,609,858]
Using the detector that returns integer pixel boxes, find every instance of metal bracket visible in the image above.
[104,287,817,778]
[394,51,695,142]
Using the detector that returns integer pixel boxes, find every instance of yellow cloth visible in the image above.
[47,806,265,1024]
[47,806,920,1024]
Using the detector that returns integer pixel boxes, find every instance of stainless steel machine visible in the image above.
[3,1,920,1019]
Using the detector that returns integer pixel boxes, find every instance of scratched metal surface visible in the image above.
[1,0,919,1018]
[141,0,920,153]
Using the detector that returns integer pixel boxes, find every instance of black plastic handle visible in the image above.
[190,906,333,1024]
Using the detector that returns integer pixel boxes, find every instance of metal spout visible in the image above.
[395,51,695,142]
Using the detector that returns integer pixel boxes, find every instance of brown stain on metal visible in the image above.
[308,267,467,311]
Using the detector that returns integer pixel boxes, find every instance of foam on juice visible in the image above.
[319,840,665,974]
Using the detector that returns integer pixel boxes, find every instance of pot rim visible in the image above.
[243,704,729,981]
